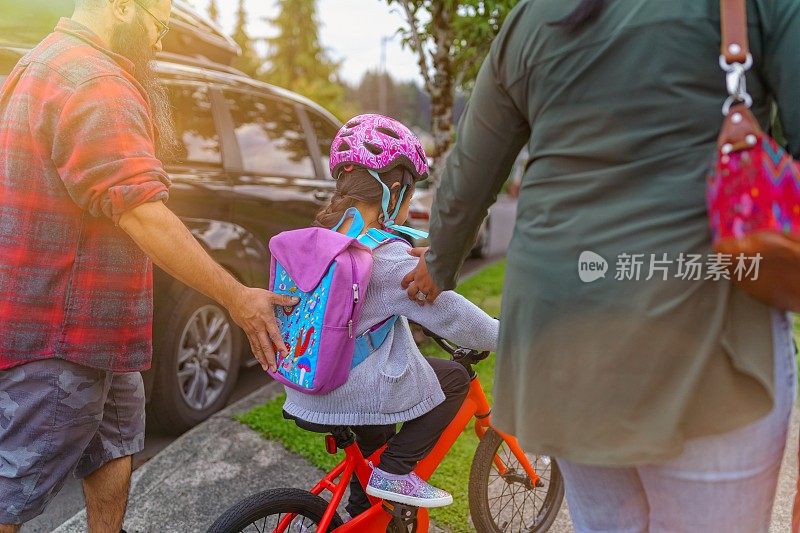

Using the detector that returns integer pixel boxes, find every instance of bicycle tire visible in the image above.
[207,487,345,533]
[469,428,564,532]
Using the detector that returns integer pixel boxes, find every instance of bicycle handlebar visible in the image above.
[417,324,491,366]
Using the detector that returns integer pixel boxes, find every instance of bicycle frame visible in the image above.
[273,372,541,532]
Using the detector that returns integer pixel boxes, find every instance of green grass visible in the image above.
[236,260,507,533]
[794,316,800,369]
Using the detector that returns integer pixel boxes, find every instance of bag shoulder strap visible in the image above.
[720,0,749,64]
[349,228,405,368]
[357,228,403,250]
[351,316,399,369]
[717,0,762,151]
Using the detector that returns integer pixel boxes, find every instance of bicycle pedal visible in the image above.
[382,501,418,520]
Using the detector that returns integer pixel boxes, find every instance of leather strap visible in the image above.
[717,1,759,149]
[717,103,761,151]
[720,0,749,64]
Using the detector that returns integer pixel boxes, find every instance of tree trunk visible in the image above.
[428,1,455,186]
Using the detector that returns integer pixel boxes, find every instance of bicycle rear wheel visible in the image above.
[208,487,344,533]
[469,428,564,532]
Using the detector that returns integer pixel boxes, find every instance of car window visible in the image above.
[306,110,340,179]
[165,84,222,167]
[224,91,314,178]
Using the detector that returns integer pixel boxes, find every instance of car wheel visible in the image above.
[148,288,242,435]
[471,219,491,259]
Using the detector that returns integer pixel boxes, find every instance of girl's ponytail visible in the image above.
[314,191,358,228]
[313,166,410,230]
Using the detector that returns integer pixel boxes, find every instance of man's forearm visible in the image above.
[118,201,242,308]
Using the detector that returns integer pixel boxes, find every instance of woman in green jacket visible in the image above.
[403,0,799,530]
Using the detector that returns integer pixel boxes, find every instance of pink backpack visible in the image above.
[267,209,403,394]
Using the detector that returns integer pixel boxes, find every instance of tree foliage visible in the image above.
[262,0,350,119]
[230,0,262,78]
[384,0,517,180]
[207,0,220,24]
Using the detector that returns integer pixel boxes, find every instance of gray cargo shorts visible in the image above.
[0,358,145,525]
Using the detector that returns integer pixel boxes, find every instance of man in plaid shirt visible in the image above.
[0,1,297,530]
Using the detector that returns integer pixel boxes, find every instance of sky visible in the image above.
[185,0,423,85]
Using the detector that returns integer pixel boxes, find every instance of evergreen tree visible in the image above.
[231,0,262,78]
[262,0,349,119]
[207,0,220,24]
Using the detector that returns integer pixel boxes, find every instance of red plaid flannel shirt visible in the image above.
[0,19,170,372]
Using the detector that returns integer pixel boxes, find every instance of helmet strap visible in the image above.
[331,207,366,238]
[367,169,396,225]
[366,169,428,240]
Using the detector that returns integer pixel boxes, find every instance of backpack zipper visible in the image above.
[347,251,359,338]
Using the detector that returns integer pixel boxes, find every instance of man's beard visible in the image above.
[110,16,180,160]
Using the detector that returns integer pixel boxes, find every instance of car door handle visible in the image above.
[314,191,332,202]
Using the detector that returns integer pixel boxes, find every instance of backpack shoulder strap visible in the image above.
[357,228,404,250]
[349,228,405,368]
[351,316,399,369]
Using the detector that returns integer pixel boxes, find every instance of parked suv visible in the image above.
[0,0,342,434]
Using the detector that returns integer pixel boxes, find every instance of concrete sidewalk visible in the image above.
[54,383,798,532]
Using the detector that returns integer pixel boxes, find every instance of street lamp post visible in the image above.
[379,35,393,115]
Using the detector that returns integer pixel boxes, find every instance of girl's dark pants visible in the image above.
[345,357,470,517]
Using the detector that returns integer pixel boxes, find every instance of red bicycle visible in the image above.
[209,331,564,532]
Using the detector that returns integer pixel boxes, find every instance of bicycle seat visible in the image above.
[282,410,347,434]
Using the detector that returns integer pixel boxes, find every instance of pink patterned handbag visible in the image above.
[707,0,800,311]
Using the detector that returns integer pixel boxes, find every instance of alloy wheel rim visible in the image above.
[176,304,233,411]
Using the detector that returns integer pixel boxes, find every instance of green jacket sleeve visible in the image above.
[762,0,800,158]
[426,25,531,290]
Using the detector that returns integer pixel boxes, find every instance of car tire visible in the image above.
[148,287,243,435]
[470,219,491,259]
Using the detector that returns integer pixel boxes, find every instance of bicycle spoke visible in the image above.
[504,483,526,528]
[519,484,528,532]
[523,489,538,529]
[492,443,560,531]
[489,477,513,515]
[494,483,521,519]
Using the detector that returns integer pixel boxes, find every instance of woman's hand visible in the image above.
[401,247,443,305]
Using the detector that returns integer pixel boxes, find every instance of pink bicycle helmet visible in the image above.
[329,114,429,181]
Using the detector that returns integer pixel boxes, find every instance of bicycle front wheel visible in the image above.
[207,487,344,533]
[469,428,564,532]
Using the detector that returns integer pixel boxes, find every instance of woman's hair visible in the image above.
[549,0,608,31]
[314,166,414,229]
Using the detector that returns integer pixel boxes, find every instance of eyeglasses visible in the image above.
[134,0,170,43]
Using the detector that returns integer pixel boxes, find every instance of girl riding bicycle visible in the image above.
[280,114,499,518]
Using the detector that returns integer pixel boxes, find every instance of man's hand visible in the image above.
[119,202,302,372]
[401,247,443,305]
[225,287,299,372]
